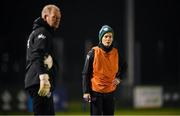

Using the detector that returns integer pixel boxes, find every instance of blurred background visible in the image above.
[0,0,179,115]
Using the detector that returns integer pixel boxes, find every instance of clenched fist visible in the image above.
[38,74,51,96]
[83,93,91,102]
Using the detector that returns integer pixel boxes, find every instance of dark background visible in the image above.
[0,0,179,110]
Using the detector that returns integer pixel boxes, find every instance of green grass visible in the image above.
[55,102,180,115]
[56,108,180,115]
[1,101,180,115]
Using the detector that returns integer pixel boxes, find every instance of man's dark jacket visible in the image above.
[25,17,57,91]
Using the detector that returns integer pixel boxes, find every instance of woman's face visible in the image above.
[101,32,113,47]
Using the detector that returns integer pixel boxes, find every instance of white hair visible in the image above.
[41,4,60,19]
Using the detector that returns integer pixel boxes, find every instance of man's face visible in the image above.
[46,8,61,29]
[101,32,113,47]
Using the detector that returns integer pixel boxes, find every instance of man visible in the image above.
[82,25,127,115]
[25,4,61,115]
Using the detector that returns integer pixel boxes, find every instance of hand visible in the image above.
[44,55,53,70]
[38,74,51,96]
[112,78,121,87]
[83,93,91,102]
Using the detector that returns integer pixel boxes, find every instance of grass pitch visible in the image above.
[1,101,180,115]
[56,102,180,115]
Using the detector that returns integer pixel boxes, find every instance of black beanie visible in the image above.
[98,25,114,42]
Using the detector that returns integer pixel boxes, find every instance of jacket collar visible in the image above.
[98,42,113,53]
[32,17,54,34]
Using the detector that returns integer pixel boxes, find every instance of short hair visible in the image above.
[41,4,60,19]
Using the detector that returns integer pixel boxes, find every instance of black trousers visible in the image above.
[26,85,55,115]
[90,91,115,116]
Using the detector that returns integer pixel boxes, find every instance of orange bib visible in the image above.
[91,47,118,93]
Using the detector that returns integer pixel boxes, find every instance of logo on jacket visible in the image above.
[38,34,46,39]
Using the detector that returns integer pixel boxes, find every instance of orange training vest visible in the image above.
[91,46,119,93]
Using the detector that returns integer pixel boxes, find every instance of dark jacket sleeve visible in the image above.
[32,31,50,75]
[116,51,128,80]
[82,49,94,94]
